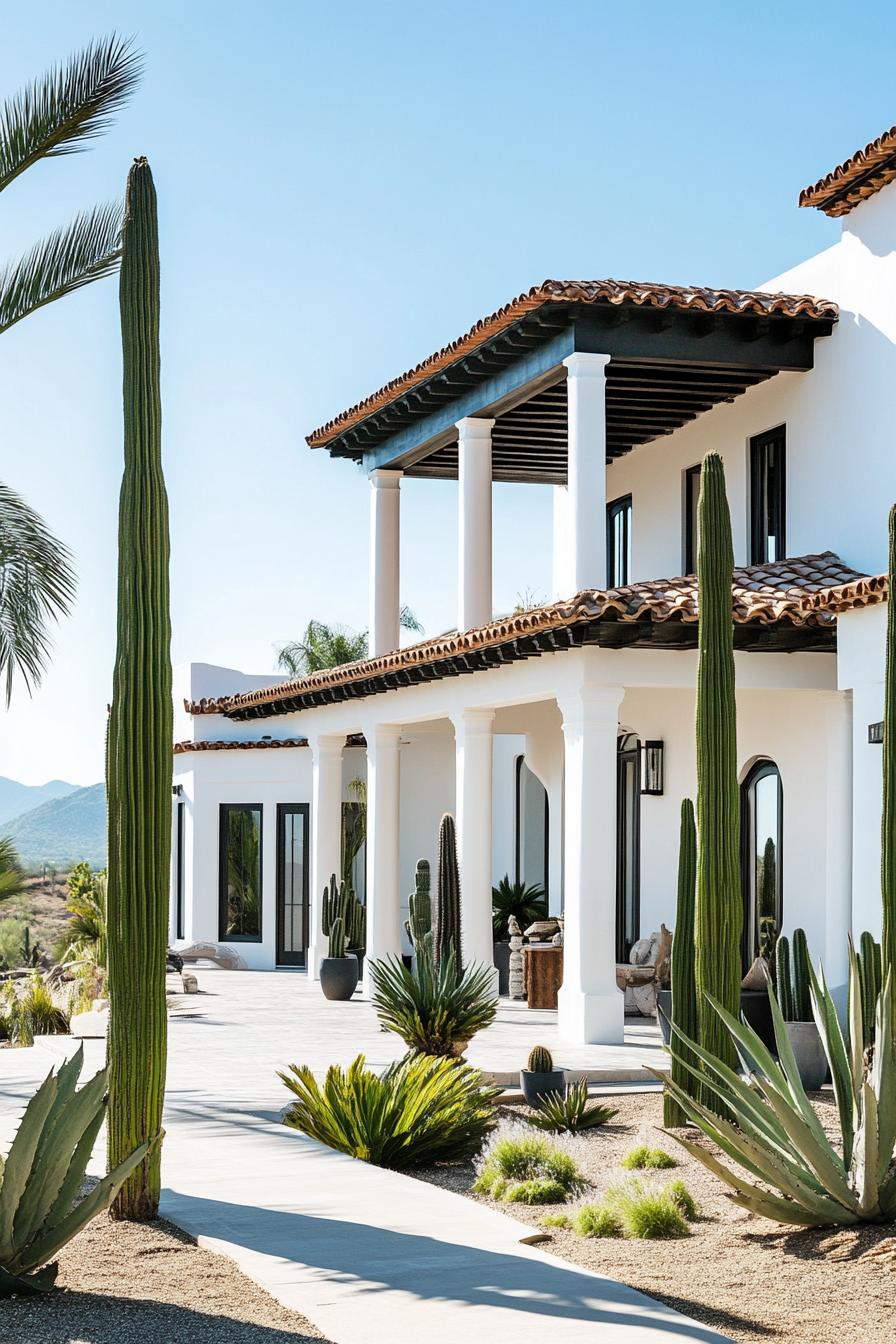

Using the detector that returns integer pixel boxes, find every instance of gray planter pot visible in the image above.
[320,954,359,1001]
[493,940,510,997]
[520,1068,565,1109]
[784,1020,827,1091]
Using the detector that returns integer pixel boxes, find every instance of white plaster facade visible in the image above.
[171,140,896,1044]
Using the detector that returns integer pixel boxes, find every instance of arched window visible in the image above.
[740,760,783,970]
[616,732,641,962]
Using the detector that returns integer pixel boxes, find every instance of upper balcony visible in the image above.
[306,279,838,653]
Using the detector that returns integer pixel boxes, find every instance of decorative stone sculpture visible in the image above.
[508,916,525,1000]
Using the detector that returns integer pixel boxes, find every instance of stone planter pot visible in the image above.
[656,989,672,1045]
[520,1068,565,1109]
[784,1020,827,1091]
[493,940,510,996]
[320,954,359,1001]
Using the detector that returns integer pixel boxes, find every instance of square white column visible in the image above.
[563,352,611,592]
[309,734,344,979]
[557,682,625,1043]
[452,708,497,985]
[456,417,494,631]
[823,690,853,993]
[368,469,402,657]
[363,723,402,992]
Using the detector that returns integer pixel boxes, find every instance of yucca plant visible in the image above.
[369,948,497,1057]
[0,1047,149,1295]
[279,1053,499,1169]
[524,1080,618,1134]
[654,944,896,1226]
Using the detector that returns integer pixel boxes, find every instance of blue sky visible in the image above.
[2,1,894,785]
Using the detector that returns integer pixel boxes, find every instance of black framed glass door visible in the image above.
[276,804,309,967]
[616,732,641,962]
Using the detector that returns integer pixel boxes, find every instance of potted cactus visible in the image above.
[775,929,826,1089]
[520,1044,565,1108]
[320,875,360,1001]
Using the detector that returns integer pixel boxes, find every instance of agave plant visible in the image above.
[655,944,896,1227]
[524,1080,618,1134]
[279,1052,499,1169]
[369,948,497,1057]
[0,1047,149,1294]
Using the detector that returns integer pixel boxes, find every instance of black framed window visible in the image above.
[683,464,701,573]
[750,427,786,564]
[607,494,632,587]
[616,732,641,962]
[219,804,262,941]
[174,800,185,941]
[277,804,309,966]
[740,761,783,970]
[514,757,549,897]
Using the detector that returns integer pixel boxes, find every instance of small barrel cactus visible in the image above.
[527,1045,554,1073]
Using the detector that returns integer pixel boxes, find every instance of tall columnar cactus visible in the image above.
[882,504,896,1016]
[858,930,883,1048]
[664,799,698,1128]
[327,916,346,959]
[694,453,743,1087]
[322,875,364,952]
[106,159,171,1221]
[791,927,811,1021]
[775,935,794,1022]
[405,859,433,960]
[435,813,461,968]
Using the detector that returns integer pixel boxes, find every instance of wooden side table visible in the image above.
[524,944,563,1009]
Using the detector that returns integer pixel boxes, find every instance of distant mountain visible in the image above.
[2,783,106,871]
[0,776,78,826]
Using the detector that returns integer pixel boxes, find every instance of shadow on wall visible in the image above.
[159,1190,735,1343]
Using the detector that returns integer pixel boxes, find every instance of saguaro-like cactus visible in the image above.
[664,799,698,1128]
[882,504,896,1014]
[322,874,364,951]
[405,859,433,960]
[858,930,883,1048]
[106,159,171,1221]
[435,813,461,968]
[694,453,743,1085]
[791,927,811,1021]
[775,935,794,1022]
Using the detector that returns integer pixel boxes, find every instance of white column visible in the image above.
[552,484,572,600]
[557,682,625,1043]
[823,690,853,993]
[368,469,402,657]
[363,723,402,993]
[457,417,494,631]
[563,352,611,592]
[453,708,497,984]
[309,734,344,979]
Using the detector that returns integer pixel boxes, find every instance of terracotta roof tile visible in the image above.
[802,572,888,614]
[186,553,862,719]
[800,125,896,217]
[307,280,838,448]
[173,738,308,753]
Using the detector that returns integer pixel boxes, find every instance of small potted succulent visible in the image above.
[776,929,826,1090]
[520,1044,565,1108]
[319,875,360,1001]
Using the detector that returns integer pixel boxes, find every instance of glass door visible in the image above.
[616,733,641,962]
[276,804,309,967]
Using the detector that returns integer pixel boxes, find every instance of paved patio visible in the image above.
[0,971,726,1344]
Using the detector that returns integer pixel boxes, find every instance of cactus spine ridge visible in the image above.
[775,935,794,1022]
[435,814,461,968]
[527,1045,553,1073]
[665,798,698,1127]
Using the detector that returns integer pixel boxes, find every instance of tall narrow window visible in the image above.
[740,761,783,970]
[174,800,185,941]
[616,732,641,962]
[515,757,549,897]
[607,494,632,587]
[683,464,701,573]
[219,804,263,941]
[277,804,309,966]
[750,427,786,564]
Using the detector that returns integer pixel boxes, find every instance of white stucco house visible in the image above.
[171,122,896,1045]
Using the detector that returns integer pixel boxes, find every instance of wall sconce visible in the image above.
[172,783,183,797]
[641,740,664,795]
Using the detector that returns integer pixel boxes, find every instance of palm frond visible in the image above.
[277,619,368,676]
[0,34,142,193]
[0,837,26,904]
[0,201,122,336]
[399,605,423,634]
[0,481,76,705]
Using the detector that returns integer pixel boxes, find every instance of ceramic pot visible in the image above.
[493,941,511,996]
[320,954,359,1001]
[784,1020,827,1091]
[520,1068,565,1108]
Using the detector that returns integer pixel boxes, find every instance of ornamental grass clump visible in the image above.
[573,1202,623,1238]
[279,1053,499,1170]
[525,1081,618,1134]
[604,1178,693,1239]
[621,1144,677,1170]
[474,1131,585,1204]
[369,947,497,1057]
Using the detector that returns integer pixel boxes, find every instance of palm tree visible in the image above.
[0,35,142,702]
[0,836,26,904]
[277,607,423,677]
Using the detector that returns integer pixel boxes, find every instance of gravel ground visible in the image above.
[414,1089,896,1344]
[1,1209,328,1344]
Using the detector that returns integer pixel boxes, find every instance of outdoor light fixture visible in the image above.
[869,721,884,745]
[640,740,664,795]
[172,783,183,796]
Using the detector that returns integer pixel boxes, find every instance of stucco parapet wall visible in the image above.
[800,124,896,217]
[306,279,839,449]
[185,553,864,722]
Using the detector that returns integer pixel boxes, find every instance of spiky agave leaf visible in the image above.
[369,948,497,1056]
[524,1080,617,1134]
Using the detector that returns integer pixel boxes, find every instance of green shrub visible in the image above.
[279,1053,499,1170]
[0,918,29,970]
[474,1133,585,1202]
[573,1202,623,1238]
[621,1143,677,1170]
[525,1081,618,1134]
[666,1177,698,1221]
[369,948,497,1057]
[20,975,68,1036]
[605,1178,691,1239]
[539,1212,570,1229]
[56,865,107,968]
[504,1177,567,1205]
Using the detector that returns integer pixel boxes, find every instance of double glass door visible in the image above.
[276,804,309,967]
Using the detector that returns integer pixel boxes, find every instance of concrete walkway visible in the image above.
[0,972,728,1344]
